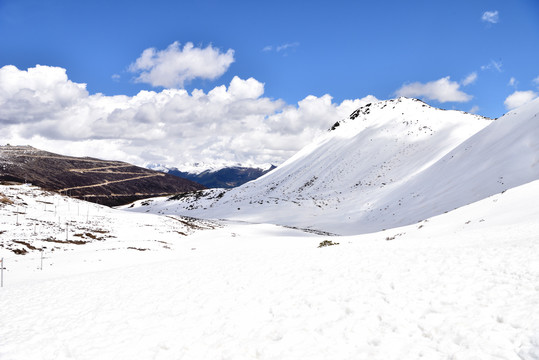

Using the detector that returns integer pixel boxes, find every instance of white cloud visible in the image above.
[469,105,480,114]
[481,60,502,73]
[504,90,538,110]
[461,72,477,86]
[276,42,299,52]
[128,41,235,88]
[482,10,499,24]
[533,76,539,87]
[395,76,472,103]
[0,65,377,167]
[508,77,517,87]
[111,74,120,82]
[0,64,88,124]
[262,42,299,54]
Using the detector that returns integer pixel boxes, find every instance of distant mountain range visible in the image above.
[149,164,276,188]
[0,146,204,206]
[126,97,539,235]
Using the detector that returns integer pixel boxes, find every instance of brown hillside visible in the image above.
[0,145,205,206]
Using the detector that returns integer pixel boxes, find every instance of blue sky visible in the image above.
[0,0,538,166]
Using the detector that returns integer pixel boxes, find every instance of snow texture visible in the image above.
[1,180,539,359]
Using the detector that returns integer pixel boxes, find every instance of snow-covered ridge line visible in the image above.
[147,162,275,175]
[330,97,492,131]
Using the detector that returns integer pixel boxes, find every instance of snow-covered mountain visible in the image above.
[148,162,274,175]
[149,163,276,189]
[126,97,539,235]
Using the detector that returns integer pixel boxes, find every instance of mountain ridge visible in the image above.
[150,164,277,188]
[0,146,205,206]
[124,97,539,235]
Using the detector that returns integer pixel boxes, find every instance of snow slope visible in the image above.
[1,180,539,359]
[127,97,509,234]
[0,184,218,283]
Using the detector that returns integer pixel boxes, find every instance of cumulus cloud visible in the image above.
[0,65,377,168]
[0,65,88,124]
[461,72,477,86]
[482,10,499,24]
[504,90,538,110]
[395,77,472,103]
[129,41,235,88]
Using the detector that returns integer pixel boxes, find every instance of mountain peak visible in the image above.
[330,97,488,132]
[127,99,505,234]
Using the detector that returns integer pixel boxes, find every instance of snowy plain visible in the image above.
[1,97,539,359]
[1,179,539,359]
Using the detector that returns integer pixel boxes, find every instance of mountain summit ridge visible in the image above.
[330,97,491,131]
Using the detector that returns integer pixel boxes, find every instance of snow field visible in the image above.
[0,234,537,359]
[2,185,539,360]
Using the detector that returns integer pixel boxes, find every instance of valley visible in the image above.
[1,97,539,359]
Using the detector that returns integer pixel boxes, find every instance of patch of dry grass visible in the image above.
[0,193,14,205]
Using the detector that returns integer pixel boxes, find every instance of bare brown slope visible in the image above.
[0,145,205,206]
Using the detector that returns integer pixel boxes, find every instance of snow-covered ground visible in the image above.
[0,184,218,283]
[1,180,539,359]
